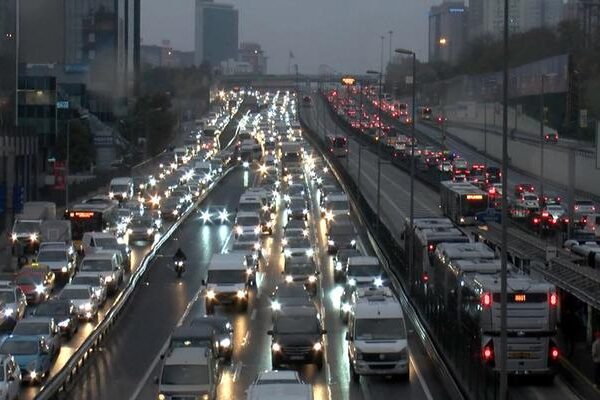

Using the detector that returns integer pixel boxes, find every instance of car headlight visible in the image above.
[374,277,383,287]
[328,239,335,246]
[272,343,281,352]
[10,233,17,242]
[172,209,179,215]
[236,289,247,298]
[285,275,293,283]
[122,192,128,198]
[342,302,352,313]
[126,228,133,234]
[303,208,308,214]
[3,308,14,317]
[308,275,317,283]
[219,338,232,348]
[30,233,38,242]
[335,261,343,271]
[235,226,243,235]
[313,342,323,352]
[284,249,292,257]
[348,278,356,286]
[79,303,92,311]
[146,228,154,235]
[266,221,272,228]
[271,300,281,311]
[61,266,68,273]
[350,239,356,246]
[254,226,261,234]
[104,275,113,283]
[306,249,314,257]
[34,284,45,295]
[58,318,70,328]
[246,268,253,275]
[206,290,216,299]
[109,192,114,198]
[158,393,166,400]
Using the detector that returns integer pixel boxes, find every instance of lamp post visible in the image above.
[367,68,383,235]
[395,47,416,289]
[539,73,557,203]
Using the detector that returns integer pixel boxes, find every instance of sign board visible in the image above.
[53,161,66,191]
[579,109,588,128]
[94,135,114,147]
[56,101,69,109]
[545,246,558,263]
[405,76,414,84]
[341,76,356,86]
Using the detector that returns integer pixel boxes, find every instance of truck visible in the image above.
[11,202,57,254]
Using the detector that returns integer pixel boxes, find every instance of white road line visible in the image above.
[410,355,434,400]
[220,230,234,254]
[250,309,257,320]
[128,290,202,400]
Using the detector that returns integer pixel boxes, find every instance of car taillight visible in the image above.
[550,346,559,360]
[542,212,549,217]
[482,342,495,366]
[422,272,429,283]
[533,218,540,224]
[549,292,558,307]
[481,292,492,308]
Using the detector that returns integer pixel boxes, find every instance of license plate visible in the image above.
[508,352,533,359]
[289,355,304,361]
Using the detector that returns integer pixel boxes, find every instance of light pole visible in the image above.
[367,69,383,235]
[395,48,416,290]
[539,73,557,202]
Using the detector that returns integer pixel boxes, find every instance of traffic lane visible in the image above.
[508,377,581,400]
[65,167,248,400]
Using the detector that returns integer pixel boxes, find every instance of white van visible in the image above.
[346,286,409,382]
[109,177,134,202]
[157,347,218,400]
[203,253,249,314]
[246,370,313,400]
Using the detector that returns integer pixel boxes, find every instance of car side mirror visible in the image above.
[345,332,352,341]
[267,330,273,336]
[201,279,206,286]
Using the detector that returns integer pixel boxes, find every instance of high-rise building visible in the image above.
[238,42,267,74]
[194,0,239,67]
[141,41,195,68]
[468,0,565,40]
[428,2,468,65]
[564,0,600,47]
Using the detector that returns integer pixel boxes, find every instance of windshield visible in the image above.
[355,318,406,340]
[38,250,66,262]
[81,259,112,272]
[329,201,348,211]
[0,340,38,355]
[15,275,39,285]
[276,316,319,334]
[72,276,100,286]
[236,216,259,226]
[35,303,69,316]
[207,270,246,284]
[290,200,305,209]
[94,238,118,248]
[161,365,210,386]
[131,218,152,227]
[462,197,488,216]
[14,221,40,234]
[524,194,538,201]
[282,152,301,163]
[13,322,48,336]
[60,288,91,300]
[285,238,310,248]
[348,264,381,277]
[238,203,260,212]
[110,185,130,193]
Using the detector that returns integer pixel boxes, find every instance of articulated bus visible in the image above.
[440,181,488,225]
[432,242,559,378]
[326,135,348,157]
[65,203,117,248]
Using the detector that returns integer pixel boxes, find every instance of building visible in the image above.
[219,59,252,75]
[428,1,468,65]
[238,42,267,74]
[564,0,600,47]
[141,41,195,68]
[469,0,565,40]
[194,0,239,67]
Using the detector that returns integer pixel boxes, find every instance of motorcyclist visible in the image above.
[173,248,187,262]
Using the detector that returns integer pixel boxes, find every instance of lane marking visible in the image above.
[250,309,257,320]
[410,355,434,400]
[220,230,234,254]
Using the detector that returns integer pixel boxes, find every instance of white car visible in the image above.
[517,192,540,211]
[0,355,20,400]
[234,211,261,238]
[58,284,99,321]
[246,370,313,400]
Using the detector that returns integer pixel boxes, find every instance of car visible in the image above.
[31,300,78,338]
[11,317,60,356]
[283,255,319,295]
[286,198,309,221]
[160,197,183,221]
[270,283,316,319]
[81,232,131,271]
[485,166,501,184]
[0,355,20,399]
[58,284,99,321]
[327,222,357,254]
[544,132,559,143]
[0,336,53,384]
[0,285,27,330]
[127,215,156,244]
[203,254,250,314]
[268,307,326,370]
[514,183,535,197]
[282,237,314,259]
[321,194,350,221]
[15,265,55,304]
[574,199,596,215]
[516,192,540,211]
[186,315,234,360]
[246,370,313,400]
[71,273,108,306]
[333,248,362,283]
[157,347,219,400]
[233,211,261,239]
[80,252,123,294]
[35,242,76,280]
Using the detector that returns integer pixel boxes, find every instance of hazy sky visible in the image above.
[142,0,439,74]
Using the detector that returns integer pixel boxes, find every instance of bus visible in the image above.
[65,203,117,246]
[326,135,348,157]
[440,181,488,225]
[419,106,432,121]
[403,217,470,290]
[431,243,559,377]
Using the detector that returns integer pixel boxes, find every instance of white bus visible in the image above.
[440,181,488,225]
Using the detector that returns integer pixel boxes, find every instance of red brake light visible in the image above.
[550,346,559,360]
[422,272,429,283]
[428,244,435,252]
[549,292,558,307]
[481,292,492,307]
[533,218,540,224]
[542,212,549,217]
[482,344,494,363]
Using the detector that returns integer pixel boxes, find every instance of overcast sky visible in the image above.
[141,0,439,74]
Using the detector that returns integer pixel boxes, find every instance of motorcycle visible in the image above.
[174,260,186,278]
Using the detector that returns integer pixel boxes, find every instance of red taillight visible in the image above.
[422,272,429,283]
[488,188,495,195]
[542,212,549,217]
[481,292,492,307]
[482,343,494,364]
[428,243,435,252]
[549,292,558,307]
[550,347,559,360]
[533,218,540,224]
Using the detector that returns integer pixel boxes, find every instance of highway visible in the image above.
[301,93,583,400]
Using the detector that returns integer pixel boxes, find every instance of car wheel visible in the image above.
[272,360,280,370]
[350,361,360,383]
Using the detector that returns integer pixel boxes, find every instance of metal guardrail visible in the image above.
[35,167,235,400]
[299,115,467,400]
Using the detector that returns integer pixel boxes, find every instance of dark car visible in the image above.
[268,307,326,370]
[333,248,362,283]
[15,266,55,305]
[286,198,309,221]
[283,256,319,295]
[186,315,234,360]
[327,222,357,254]
[31,300,78,338]
[160,197,182,221]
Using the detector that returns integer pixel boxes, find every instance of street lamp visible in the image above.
[366,69,383,235]
[395,47,416,290]
[438,37,448,46]
[539,73,557,203]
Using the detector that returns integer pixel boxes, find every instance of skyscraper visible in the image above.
[428,2,468,65]
[194,0,239,67]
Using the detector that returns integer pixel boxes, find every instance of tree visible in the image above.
[54,119,94,173]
